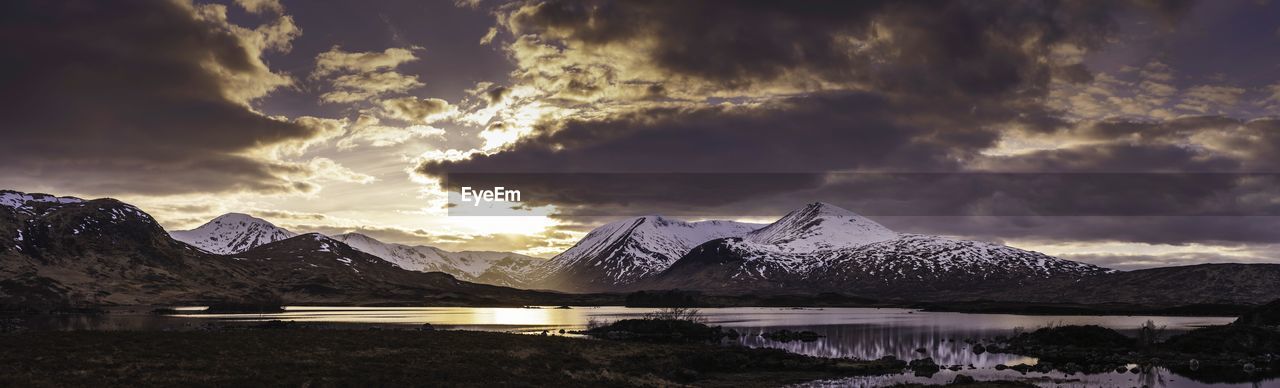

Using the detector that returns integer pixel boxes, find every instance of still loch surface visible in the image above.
[14,306,1271,387]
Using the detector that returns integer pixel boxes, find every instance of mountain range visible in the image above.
[4,189,1278,308]
[170,214,544,287]
[637,204,1105,296]
[166,203,1111,296]
[0,190,595,309]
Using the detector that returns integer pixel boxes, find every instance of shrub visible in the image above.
[1136,320,1166,348]
[1007,325,1134,349]
[585,318,725,343]
[643,307,705,323]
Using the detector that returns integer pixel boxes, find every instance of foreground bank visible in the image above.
[0,328,914,387]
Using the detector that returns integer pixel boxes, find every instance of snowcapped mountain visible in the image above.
[641,203,1109,297]
[744,202,898,252]
[331,232,545,287]
[532,216,763,291]
[166,215,542,287]
[170,213,295,255]
[0,190,261,306]
[330,232,449,272]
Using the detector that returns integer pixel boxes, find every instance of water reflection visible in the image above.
[811,365,1276,388]
[7,307,1270,387]
[734,324,1036,367]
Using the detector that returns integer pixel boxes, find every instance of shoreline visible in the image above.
[1,300,1253,319]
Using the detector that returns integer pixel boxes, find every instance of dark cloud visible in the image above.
[430,0,1198,181]
[880,215,1280,246]
[500,0,1188,98]
[483,86,511,105]
[422,91,1021,216]
[426,92,997,173]
[0,0,324,196]
[423,100,1280,226]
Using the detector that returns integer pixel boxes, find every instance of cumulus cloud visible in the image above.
[336,114,446,149]
[306,157,376,184]
[1177,85,1246,114]
[235,0,284,15]
[0,0,343,196]
[322,71,424,104]
[313,47,419,77]
[312,47,424,103]
[380,97,456,123]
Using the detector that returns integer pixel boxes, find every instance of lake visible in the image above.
[8,306,1271,387]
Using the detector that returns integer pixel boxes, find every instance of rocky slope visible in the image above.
[0,190,261,307]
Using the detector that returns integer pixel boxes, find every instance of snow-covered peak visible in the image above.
[745,202,897,252]
[170,213,296,255]
[539,215,763,285]
[0,190,85,213]
[331,232,446,271]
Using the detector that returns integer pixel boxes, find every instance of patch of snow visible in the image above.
[0,191,85,214]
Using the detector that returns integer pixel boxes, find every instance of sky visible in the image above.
[1,0,1279,269]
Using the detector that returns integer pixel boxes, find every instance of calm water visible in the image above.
[8,306,1273,387]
